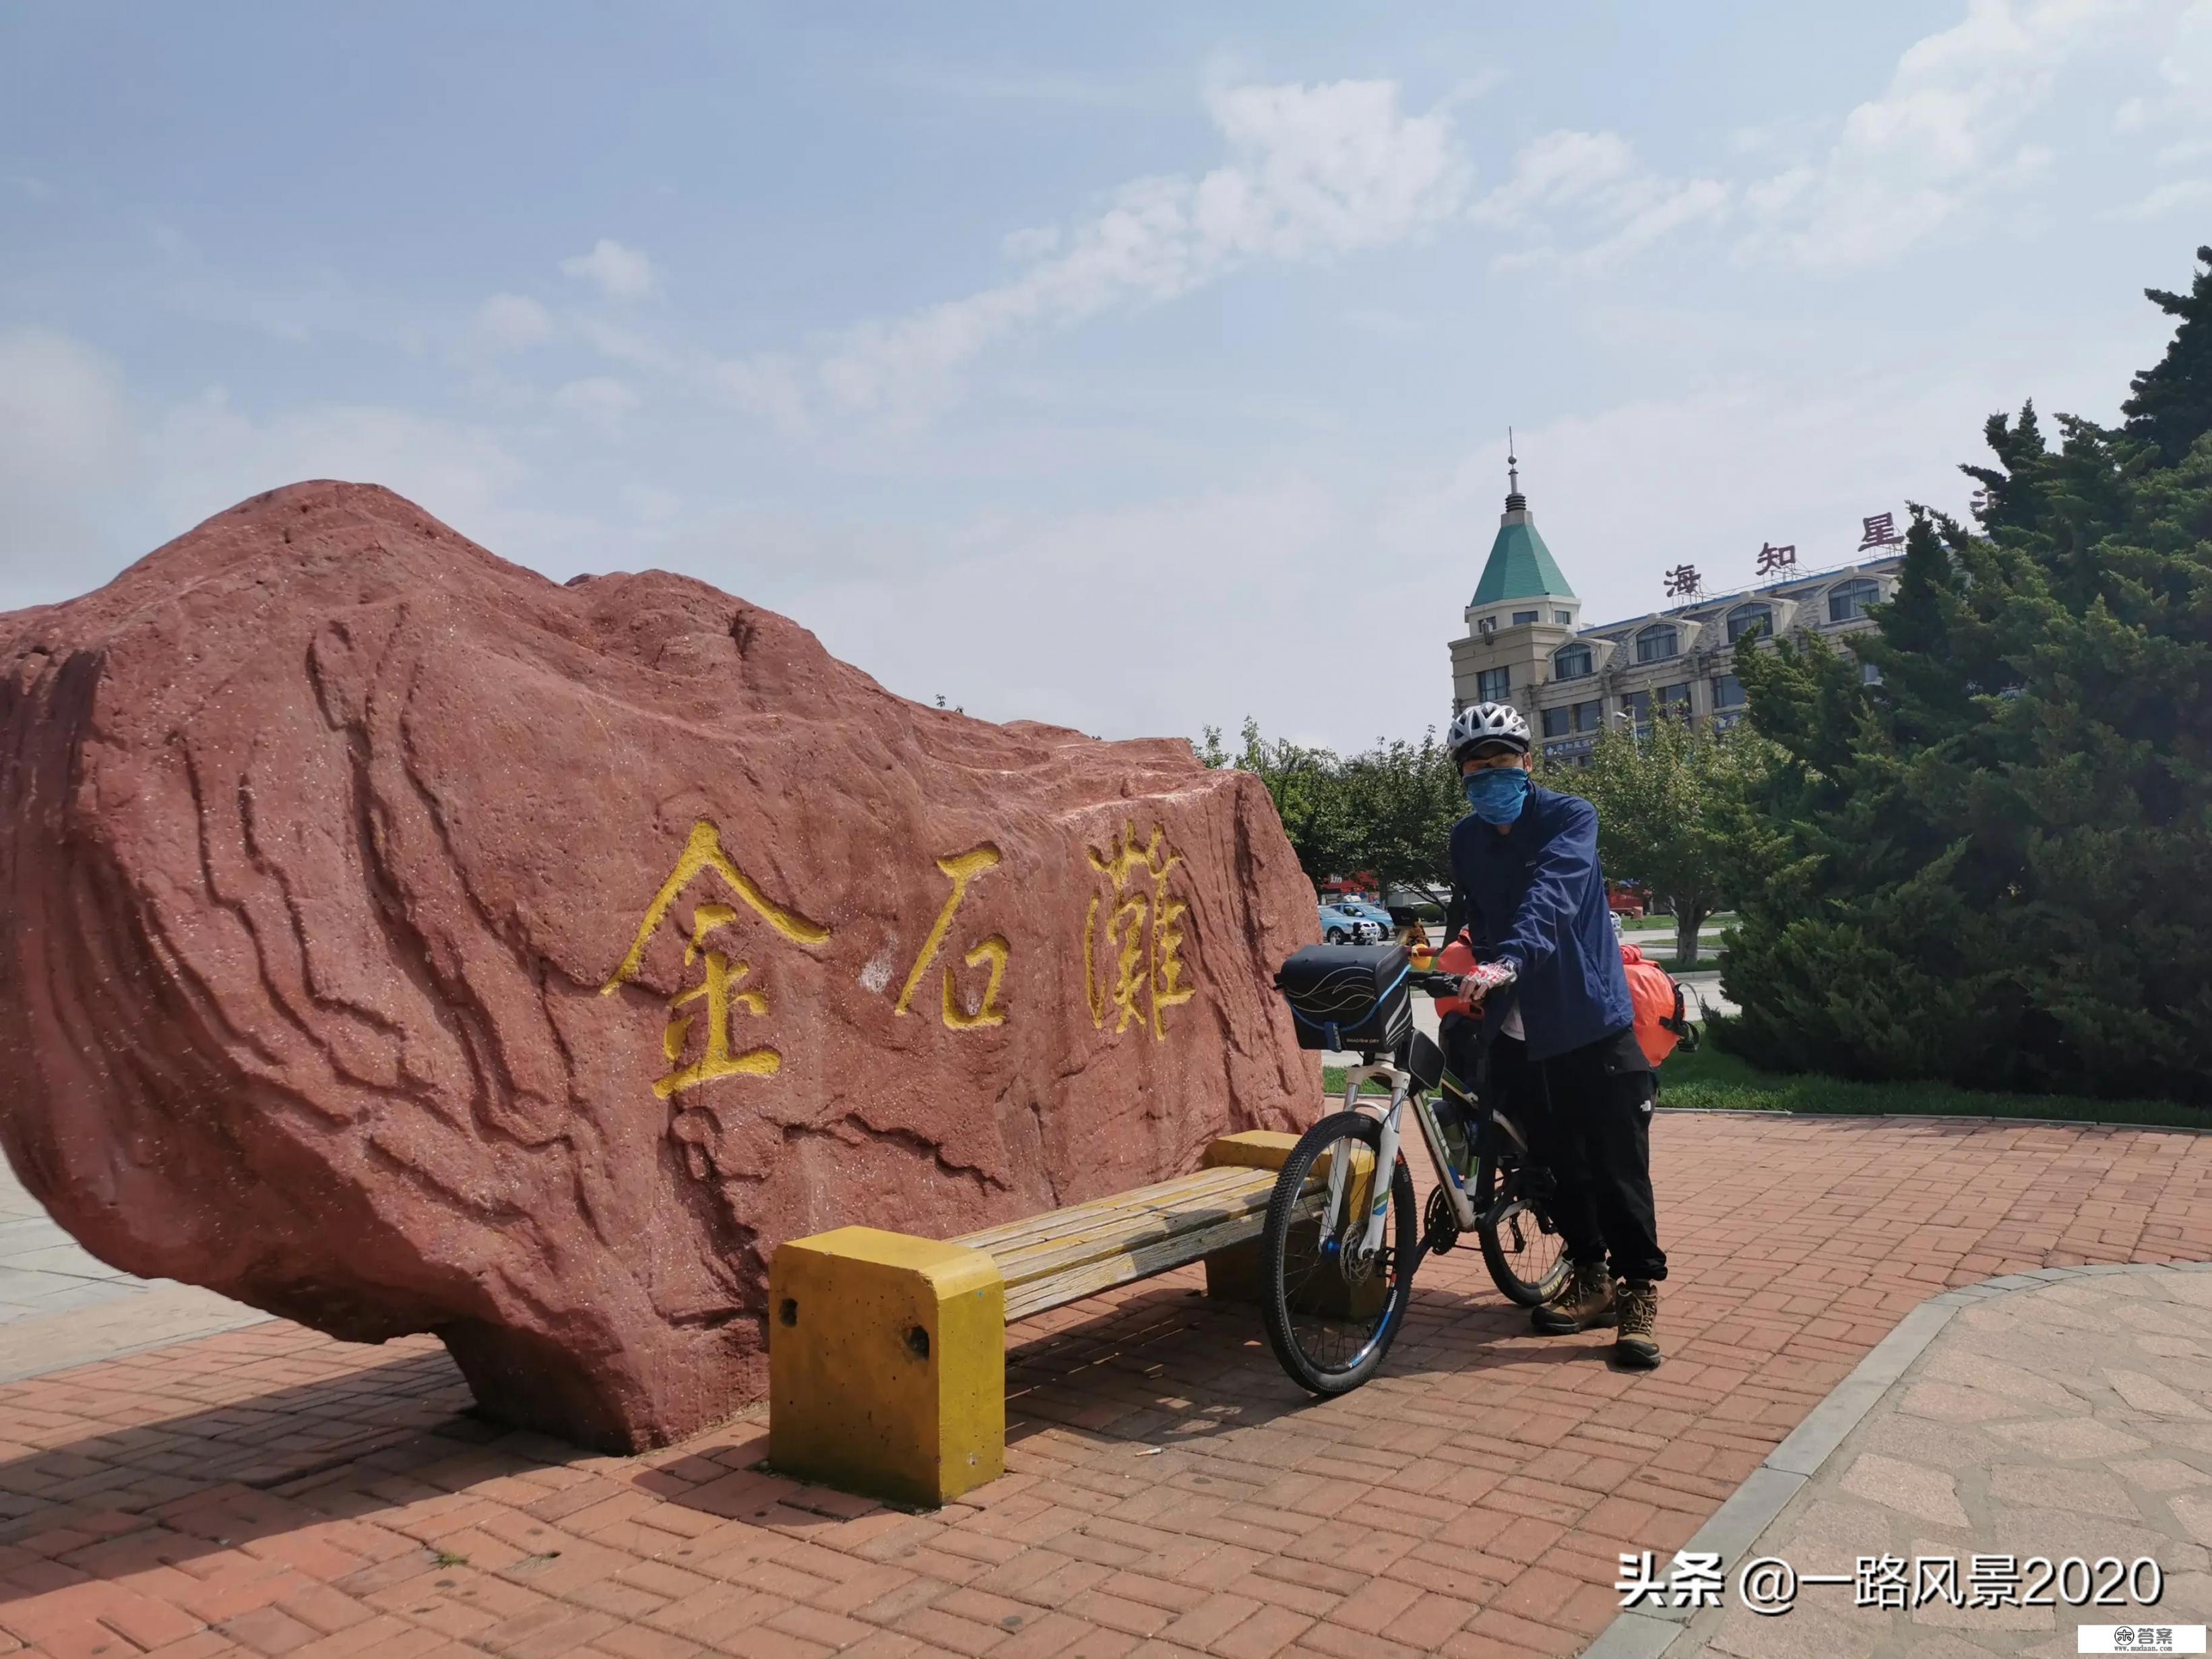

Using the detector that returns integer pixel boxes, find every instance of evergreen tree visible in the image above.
[1722,246,2212,1102]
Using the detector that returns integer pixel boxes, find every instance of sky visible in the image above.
[3,1,2209,751]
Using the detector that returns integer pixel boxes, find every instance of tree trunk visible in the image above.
[1675,906,1707,969]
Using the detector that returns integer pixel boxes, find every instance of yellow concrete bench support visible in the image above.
[769,1129,1300,1505]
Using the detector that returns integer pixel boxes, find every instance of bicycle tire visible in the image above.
[1475,1152,1571,1309]
[1258,1110,1418,1396]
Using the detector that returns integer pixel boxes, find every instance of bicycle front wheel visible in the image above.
[1258,1110,1418,1396]
[1476,1152,1571,1308]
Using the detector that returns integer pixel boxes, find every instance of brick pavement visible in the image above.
[2,1111,2209,1659]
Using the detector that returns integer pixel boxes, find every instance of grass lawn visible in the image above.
[1658,1044,2212,1131]
[1325,1046,2211,1129]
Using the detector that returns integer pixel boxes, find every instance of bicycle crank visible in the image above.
[1423,1186,1461,1255]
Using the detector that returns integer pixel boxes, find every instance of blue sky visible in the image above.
[4,1,2209,748]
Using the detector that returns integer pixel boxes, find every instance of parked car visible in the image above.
[1333,896,1396,936]
[1607,882,1647,920]
[1317,902,1381,945]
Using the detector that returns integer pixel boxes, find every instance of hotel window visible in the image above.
[1574,699,1602,732]
[1636,624,1679,663]
[1622,690,1652,728]
[1726,604,1773,644]
[1828,579,1880,623]
[1553,644,1593,681]
[1657,682,1690,714]
[1713,672,1746,709]
[1542,706,1571,738]
[1512,610,1539,625]
[1476,666,1511,702]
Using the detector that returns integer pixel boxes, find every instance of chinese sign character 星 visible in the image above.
[895,844,1009,1030]
[1757,541,1797,576]
[1859,511,1903,551]
[1662,563,1703,600]
[602,819,831,1100]
[1084,822,1197,1041]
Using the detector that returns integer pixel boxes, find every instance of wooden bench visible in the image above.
[767,1129,1313,1505]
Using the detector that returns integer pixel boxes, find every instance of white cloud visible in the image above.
[1473,129,1728,272]
[2110,177,2212,218]
[799,77,1469,417]
[0,329,135,588]
[1473,130,1635,226]
[561,238,659,301]
[147,390,530,543]
[474,292,555,351]
[552,375,642,431]
[1741,0,2143,269]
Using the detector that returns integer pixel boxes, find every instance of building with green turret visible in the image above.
[1449,452,1903,765]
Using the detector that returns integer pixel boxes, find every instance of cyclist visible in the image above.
[1442,701,1665,1369]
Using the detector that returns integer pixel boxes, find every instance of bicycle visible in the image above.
[1259,966,1571,1396]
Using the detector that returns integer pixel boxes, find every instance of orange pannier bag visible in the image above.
[1426,933,1695,1065]
[1620,943,1695,1067]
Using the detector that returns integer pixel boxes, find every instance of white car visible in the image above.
[1317,903,1381,945]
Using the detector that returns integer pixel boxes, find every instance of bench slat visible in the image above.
[953,1166,1268,1256]
[1001,1186,1327,1321]
[979,1170,1277,1290]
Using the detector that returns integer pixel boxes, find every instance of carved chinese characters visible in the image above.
[1083,822,1197,1042]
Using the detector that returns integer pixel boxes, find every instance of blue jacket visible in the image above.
[1448,783,1635,1063]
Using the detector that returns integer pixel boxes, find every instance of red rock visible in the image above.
[0,482,1319,1449]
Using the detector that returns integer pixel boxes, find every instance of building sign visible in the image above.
[1858,511,1903,551]
[1757,541,1796,576]
[1662,563,1703,600]
[1544,736,1598,760]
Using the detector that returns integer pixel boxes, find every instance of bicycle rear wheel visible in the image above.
[1259,1110,1418,1396]
[1476,1153,1571,1308]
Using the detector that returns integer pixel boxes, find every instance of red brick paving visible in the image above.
[3,1112,2210,1659]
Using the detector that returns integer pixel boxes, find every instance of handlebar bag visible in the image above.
[1275,942,1412,1053]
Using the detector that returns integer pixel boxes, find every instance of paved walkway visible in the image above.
[1,1112,2209,1659]
[0,1165,268,1384]
[1655,1264,2212,1657]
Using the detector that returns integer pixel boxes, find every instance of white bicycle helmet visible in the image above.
[1449,700,1531,762]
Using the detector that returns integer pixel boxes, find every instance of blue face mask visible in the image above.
[1463,765,1530,825]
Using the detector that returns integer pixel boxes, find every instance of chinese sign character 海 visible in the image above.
[1859,511,1903,550]
[894,844,1009,1030]
[1757,540,1797,576]
[1662,563,1702,600]
[1083,822,1197,1041]
[602,819,831,1100]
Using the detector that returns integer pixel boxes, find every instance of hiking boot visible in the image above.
[1613,1280,1662,1369]
[1531,1260,1616,1334]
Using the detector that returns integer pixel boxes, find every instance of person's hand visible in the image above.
[1458,960,1517,1007]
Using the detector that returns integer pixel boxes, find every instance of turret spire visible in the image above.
[1505,429,1525,512]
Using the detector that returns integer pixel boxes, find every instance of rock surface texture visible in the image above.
[0,482,1318,1449]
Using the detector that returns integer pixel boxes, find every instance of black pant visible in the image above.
[1487,1028,1666,1284]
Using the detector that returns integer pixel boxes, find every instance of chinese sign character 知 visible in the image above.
[1757,540,1796,576]
[602,819,831,1100]
[1083,822,1197,1042]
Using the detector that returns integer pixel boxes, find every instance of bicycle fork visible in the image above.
[1323,1069,1486,1266]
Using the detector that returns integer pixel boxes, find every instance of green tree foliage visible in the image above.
[1195,721,1461,904]
[1545,715,1782,965]
[1723,246,2212,1102]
